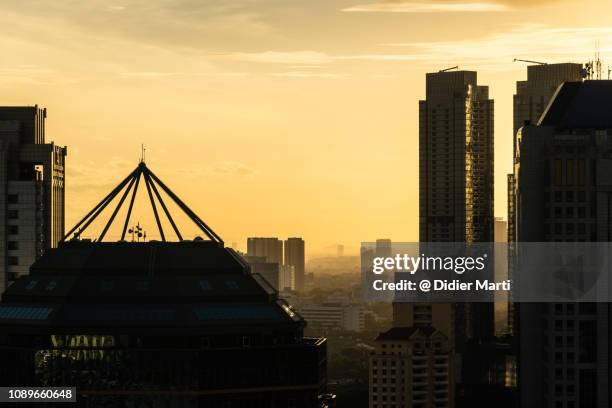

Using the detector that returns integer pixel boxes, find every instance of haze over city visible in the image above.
[1,0,611,254]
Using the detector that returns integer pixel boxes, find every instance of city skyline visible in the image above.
[1,0,612,253]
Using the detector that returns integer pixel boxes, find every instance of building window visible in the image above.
[7,194,18,204]
[554,159,563,185]
[8,210,18,219]
[8,225,18,235]
[8,256,18,266]
[7,241,18,250]
[566,159,574,185]
[577,159,585,184]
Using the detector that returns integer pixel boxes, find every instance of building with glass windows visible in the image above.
[0,162,328,408]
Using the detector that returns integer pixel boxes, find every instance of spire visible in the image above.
[62,161,223,244]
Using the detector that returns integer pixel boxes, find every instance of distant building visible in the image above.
[513,80,612,407]
[280,264,295,291]
[494,218,509,335]
[243,255,281,291]
[0,106,66,293]
[337,244,344,257]
[297,302,365,332]
[494,217,507,243]
[369,326,453,408]
[361,239,392,300]
[284,237,305,292]
[247,237,283,265]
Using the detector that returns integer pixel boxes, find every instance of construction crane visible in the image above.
[513,58,547,65]
[439,66,459,73]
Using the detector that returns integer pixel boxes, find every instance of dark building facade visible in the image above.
[0,164,327,408]
[0,106,66,293]
[0,241,327,407]
[513,80,612,407]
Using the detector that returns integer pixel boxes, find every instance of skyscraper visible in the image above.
[0,106,66,293]
[509,63,583,241]
[411,70,494,342]
[284,237,305,292]
[512,63,583,157]
[419,70,494,244]
[513,80,612,407]
[387,70,494,408]
[508,63,584,334]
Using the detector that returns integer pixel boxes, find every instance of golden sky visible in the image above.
[1,0,611,256]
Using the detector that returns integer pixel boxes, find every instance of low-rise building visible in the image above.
[369,326,453,408]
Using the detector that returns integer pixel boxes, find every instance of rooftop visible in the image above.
[538,80,612,129]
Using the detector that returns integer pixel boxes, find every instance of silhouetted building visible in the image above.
[513,80,612,407]
[362,239,393,301]
[419,70,493,244]
[400,71,494,350]
[0,106,66,293]
[0,162,327,407]
[509,63,587,240]
[285,237,305,292]
[512,63,583,156]
[369,326,453,408]
[243,254,281,291]
[247,237,283,265]
[507,63,583,336]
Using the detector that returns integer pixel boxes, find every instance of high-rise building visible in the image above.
[284,237,305,291]
[513,80,612,407]
[512,63,583,156]
[509,63,583,241]
[369,326,453,408]
[419,70,494,244]
[247,237,283,265]
[0,106,66,293]
[508,63,583,335]
[407,70,494,344]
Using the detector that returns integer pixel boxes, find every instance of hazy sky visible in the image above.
[1,0,611,256]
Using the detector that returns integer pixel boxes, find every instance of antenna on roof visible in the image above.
[584,45,605,80]
[439,66,459,72]
[140,144,146,163]
[513,58,547,65]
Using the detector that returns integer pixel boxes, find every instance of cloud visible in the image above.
[215,51,333,65]
[272,71,344,78]
[342,0,564,13]
[210,161,256,177]
[380,24,612,69]
[343,2,510,13]
[67,156,134,194]
[214,50,422,65]
[119,71,249,78]
[215,24,612,73]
